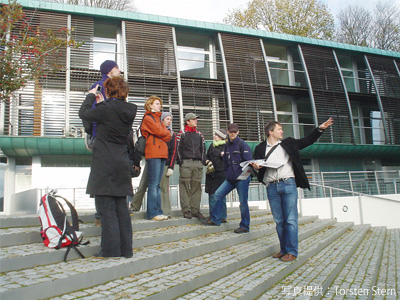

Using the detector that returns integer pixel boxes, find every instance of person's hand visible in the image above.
[166,168,173,177]
[250,162,262,170]
[133,166,140,172]
[319,117,333,130]
[220,151,224,157]
[89,85,104,103]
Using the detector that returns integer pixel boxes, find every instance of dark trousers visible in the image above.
[95,195,133,257]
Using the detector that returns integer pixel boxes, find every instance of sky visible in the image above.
[133,0,400,25]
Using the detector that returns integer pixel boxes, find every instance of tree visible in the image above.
[47,0,136,11]
[0,0,81,102]
[335,1,400,52]
[371,1,400,51]
[336,6,372,47]
[224,0,335,40]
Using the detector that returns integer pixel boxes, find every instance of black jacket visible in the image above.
[254,128,323,190]
[79,94,137,196]
[205,142,226,194]
[176,129,206,165]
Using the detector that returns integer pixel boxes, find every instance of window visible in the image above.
[275,94,315,139]
[352,104,385,144]
[338,54,375,94]
[264,43,306,87]
[92,20,122,70]
[176,32,223,80]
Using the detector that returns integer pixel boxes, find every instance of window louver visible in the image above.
[220,33,274,141]
[125,21,179,129]
[300,45,354,144]
[180,78,229,139]
[366,55,400,144]
[8,10,69,136]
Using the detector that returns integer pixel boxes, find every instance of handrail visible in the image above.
[309,183,399,203]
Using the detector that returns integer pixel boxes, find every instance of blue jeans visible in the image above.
[209,194,227,220]
[211,177,250,230]
[267,177,298,257]
[146,158,166,219]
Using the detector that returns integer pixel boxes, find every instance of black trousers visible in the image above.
[95,195,133,257]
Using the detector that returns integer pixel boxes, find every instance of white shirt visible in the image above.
[263,141,295,184]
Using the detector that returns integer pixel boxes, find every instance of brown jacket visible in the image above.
[141,111,171,159]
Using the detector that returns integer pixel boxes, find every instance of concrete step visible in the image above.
[255,224,371,299]
[318,226,386,299]
[0,214,277,272]
[0,215,317,300]
[0,206,259,228]
[369,228,400,300]
[176,222,361,300]
[0,208,269,247]
[49,218,335,300]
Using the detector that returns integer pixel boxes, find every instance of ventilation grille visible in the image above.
[220,33,274,141]
[300,45,353,143]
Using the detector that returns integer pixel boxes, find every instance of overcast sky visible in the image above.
[134,0,400,24]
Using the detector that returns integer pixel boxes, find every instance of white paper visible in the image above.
[240,159,283,169]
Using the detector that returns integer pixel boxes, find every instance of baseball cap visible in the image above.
[227,123,239,132]
[184,113,199,121]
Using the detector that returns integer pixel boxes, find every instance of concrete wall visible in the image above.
[300,194,400,229]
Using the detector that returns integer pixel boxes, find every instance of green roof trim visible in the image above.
[5,0,400,59]
[1,137,399,159]
[0,136,91,157]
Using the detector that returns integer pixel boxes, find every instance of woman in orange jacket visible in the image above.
[141,96,172,220]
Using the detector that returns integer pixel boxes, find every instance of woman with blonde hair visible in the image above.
[140,96,171,220]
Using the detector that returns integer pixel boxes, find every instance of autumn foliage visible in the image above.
[0,0,81,102]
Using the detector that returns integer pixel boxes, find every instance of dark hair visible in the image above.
[104,77,129,100]
[265,121,281,137]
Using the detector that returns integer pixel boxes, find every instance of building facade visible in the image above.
[1,0,400,213]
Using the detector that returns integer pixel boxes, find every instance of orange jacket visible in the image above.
[141,111,171,159]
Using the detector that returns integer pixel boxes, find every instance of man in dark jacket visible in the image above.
[252,118,333,262]
[204,123,253,234]
[176,113,206,220]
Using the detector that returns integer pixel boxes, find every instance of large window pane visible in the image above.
[265,44,287,60]
[176,33,210,51]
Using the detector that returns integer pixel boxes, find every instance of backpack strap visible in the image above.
[53,195,81,232]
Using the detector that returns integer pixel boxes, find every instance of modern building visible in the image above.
[1,0,399,214]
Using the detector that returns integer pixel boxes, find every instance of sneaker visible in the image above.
[183,211,192,219]
[152,215,167,221]
[234,227,249,233]
[192,212,206,220]
[221,218,227,223]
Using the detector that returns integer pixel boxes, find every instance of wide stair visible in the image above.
[0,207,399,300]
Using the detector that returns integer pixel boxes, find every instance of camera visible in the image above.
[96,85,102,94]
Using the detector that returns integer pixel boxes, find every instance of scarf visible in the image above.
[213,139,226,147]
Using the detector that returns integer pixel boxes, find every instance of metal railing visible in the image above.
[37,170,399,211]
[304,170,400,198]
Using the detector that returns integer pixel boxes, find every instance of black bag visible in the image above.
[135,136,146,156]
[135,114,159,156]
